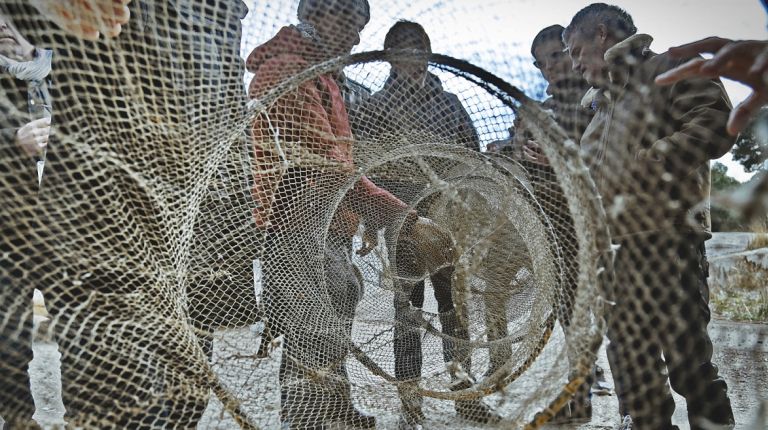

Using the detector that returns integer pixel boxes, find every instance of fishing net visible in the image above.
[0,1,763,429]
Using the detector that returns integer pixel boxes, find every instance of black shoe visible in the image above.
[455,399,502,424]
[690,416,735,430]
[689,394,735,430]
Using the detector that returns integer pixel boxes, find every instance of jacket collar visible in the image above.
[580,33,653,109]
[382,71,444,100]
[604,33,653,87]
[0,48,52,83]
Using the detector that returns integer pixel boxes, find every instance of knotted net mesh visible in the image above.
[1,1,765,429]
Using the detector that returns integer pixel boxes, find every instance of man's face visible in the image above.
[0,14,33,62]
[316,7,368,57]
[565,28,608,88]
[389,35,430,84]
[533,38,573,86]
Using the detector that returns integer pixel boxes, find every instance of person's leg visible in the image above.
[431,267,470,371]
[431,266,500,424]
[181,317,215,426]
[0,106,47,428]
[326,234,369,408]
[605,235,677,430]
[258,235,307,426]
[274,232,374,428]
[54,311,209,428]
[551,215,594,421]
[483,281,510,376]
[0,280,38,429]
[481,226,530,377]
[391,221,427,425]
[393,277,425,426]
[665,236,733,430]
[40,266,210,429]
[394,279,425,381]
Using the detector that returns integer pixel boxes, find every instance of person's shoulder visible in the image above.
[641,49,688,77]
[442,90,462,106]
[433,79,464,112]
[541,97,557,110]
[247,26,309,73]
[248,55,308,94]
[359,86,391,110]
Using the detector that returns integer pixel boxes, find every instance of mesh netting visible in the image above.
[0,1,764,429]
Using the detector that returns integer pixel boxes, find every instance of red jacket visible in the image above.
[247,26,409,233]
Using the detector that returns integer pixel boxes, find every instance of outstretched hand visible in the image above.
[31,0,131,41]
[655,37,768,135]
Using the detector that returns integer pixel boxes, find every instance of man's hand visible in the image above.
[655,37,768,135]
[522,140,550,166]
[31,0,131,41]
[14,117,51,158]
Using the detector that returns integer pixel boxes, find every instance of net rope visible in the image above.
[0,1,764,429]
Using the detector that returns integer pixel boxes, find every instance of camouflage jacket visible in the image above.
[580,34,733,239]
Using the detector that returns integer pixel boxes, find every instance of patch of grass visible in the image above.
[749,235,768,250]
[746,220,768,250]
[710,259,768,322]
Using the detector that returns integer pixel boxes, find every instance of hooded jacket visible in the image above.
[247,26,409,233]
[579,34,733,239]
[347,71,481,208]
[350,71,480,152]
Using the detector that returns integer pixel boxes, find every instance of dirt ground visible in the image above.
[566,320,768,430]
[12,233,768,429]
[16,319,768,430]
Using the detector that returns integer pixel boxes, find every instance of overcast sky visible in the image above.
[242,0,767,181]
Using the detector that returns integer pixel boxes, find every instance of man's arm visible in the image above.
[655,37,768,135]
[251,56,411,230]
[645,66,734,173]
